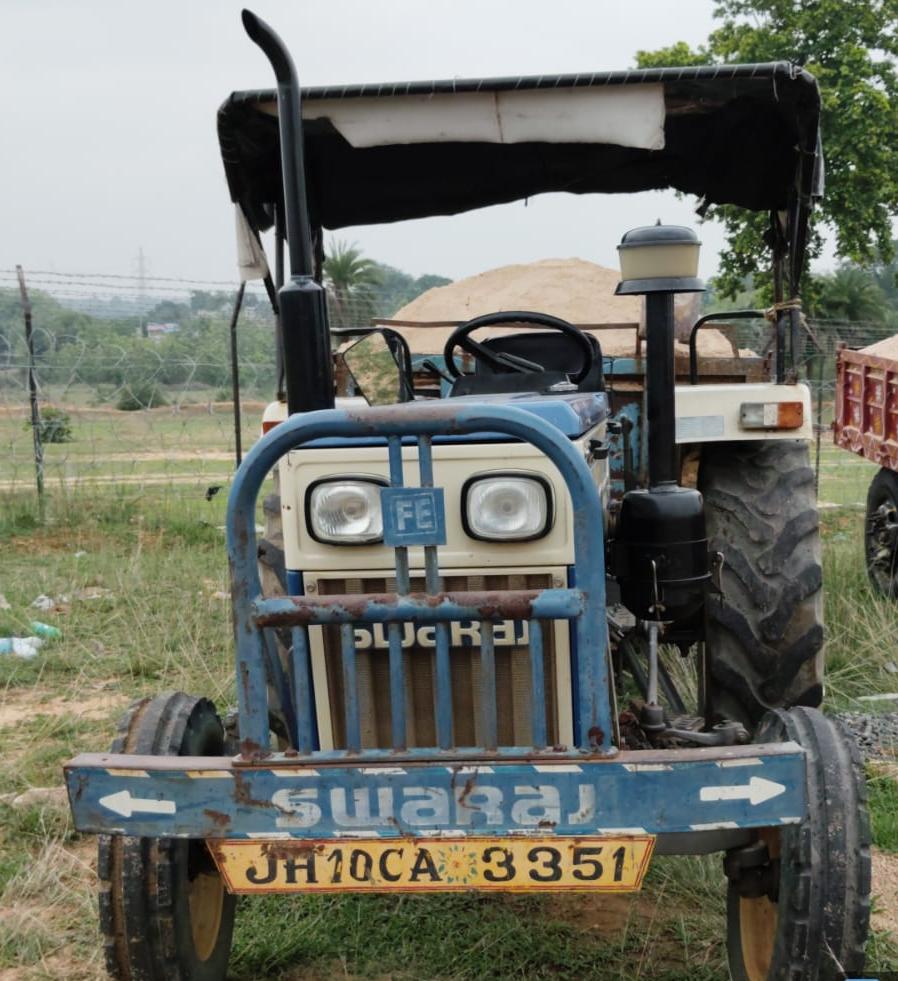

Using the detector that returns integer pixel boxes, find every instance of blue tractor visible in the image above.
[66,12,869,980]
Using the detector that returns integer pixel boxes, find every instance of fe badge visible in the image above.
[381,487,447,547]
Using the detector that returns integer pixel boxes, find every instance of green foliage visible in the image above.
[868,769,898,852]
[116,380,167,411]
[636,0,898,297]
[323,239,383,327]
[372,264,452,316]
[24,406,73,444]
[0,286,281,399]
[323,240,452,326]
[812,265,891,323]
[634,40,711,68]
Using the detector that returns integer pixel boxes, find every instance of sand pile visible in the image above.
[382,258,735,357]
[861,334,898,359]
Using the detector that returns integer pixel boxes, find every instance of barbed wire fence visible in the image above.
[0,269,417,514]
[0,267,893,515]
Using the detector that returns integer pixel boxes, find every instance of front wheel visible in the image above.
[725,707,870,980]
[97,692,236,981]
[865,467,898,597]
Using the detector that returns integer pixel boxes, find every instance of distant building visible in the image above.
[146,322,179,338]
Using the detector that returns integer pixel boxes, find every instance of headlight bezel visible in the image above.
[305,474,388,546]
[461,470,554,543]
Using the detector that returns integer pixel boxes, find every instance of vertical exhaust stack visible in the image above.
[242,10,334,414]
[612,226,710,624]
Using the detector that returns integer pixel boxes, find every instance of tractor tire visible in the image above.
[864,467,898,597]
[698,440,824,729]
[97,693,236,981]
[725,706,870,981]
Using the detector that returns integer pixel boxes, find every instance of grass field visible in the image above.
[0,405,897,979]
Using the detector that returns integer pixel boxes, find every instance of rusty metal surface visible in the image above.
[225,402,614,757]
[834,346,898,470]
[65,741,808,841]
[66,740,804,772]
[253,588,584,627]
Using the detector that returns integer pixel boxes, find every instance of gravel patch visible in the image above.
[835,711,898,760]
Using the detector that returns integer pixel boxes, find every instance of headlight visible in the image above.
[307,478,384,544]
[463,473,552,541]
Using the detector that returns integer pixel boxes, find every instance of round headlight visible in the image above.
[308,479,384,544]
[464,474,551,541]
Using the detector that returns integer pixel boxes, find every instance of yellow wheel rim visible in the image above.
[188,859,225,962]
[739,894,778,981]
[738,828,781,981]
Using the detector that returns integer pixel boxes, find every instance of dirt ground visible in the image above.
[0,688,127,730]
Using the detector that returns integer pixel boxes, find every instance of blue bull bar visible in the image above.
[231,401,612,759]
[65,402,807,843]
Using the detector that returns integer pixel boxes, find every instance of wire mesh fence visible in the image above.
[0,271,894,516]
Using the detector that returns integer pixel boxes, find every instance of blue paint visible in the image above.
[65,744,807,840]
[567,565,580,742]
[381,487,447,547]
[604,358,643,376]
[253,589,584,626]
[302,391,609,448]
[285,570,303,595]
[225,401,612,755]
[289,625,315,754]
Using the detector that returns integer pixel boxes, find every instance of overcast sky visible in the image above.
[1,0,730,289]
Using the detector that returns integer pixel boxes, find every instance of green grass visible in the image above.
[0,440,897,979]
[869,771,898,853]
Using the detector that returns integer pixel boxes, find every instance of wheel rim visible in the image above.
[739,894,778,981]
[866,498,898,594]
[188,845,225,962]
[737,827,781,981]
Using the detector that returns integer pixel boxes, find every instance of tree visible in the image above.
[637,0,898,298]
[812,265,889,324]
[322,240,382,327]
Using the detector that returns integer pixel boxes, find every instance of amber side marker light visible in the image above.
[739,401,804,430]
[261,420,281,434]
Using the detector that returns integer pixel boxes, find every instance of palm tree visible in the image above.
[813,266,888,325]
[323,240,382,327]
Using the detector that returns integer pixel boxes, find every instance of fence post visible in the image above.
[228,282,247,467]
[15,265,44,516]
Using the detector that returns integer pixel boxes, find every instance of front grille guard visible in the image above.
[227,401,613,761]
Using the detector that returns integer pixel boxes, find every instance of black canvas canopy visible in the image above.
[218,62,821,282]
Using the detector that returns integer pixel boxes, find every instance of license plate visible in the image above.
[209,835,655,894]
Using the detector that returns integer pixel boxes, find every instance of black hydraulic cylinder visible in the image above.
[242,10,334,413]
[644,292,677,486]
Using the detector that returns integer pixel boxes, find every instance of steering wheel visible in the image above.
[443,311,596,384]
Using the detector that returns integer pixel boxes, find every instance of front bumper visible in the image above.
[65,742,806,841]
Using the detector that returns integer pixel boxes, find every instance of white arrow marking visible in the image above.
[699,776,786,806]
[99,789,177,818]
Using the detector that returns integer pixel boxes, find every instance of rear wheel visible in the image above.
[699,440,824,729]
[97,692,236,981]
[865,467,898,597]
[725,707,870,980]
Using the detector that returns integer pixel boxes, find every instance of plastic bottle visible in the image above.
[30,621,62,640]
[0,637,45,658]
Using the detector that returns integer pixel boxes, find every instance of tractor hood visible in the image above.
[294,391,609,449]
[219,62,821,286]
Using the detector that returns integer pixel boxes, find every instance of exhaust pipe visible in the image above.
[242,10,334,413]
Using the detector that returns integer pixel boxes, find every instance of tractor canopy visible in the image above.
[218,61,822,286]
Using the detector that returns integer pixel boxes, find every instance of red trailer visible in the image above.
[834,338,898,594]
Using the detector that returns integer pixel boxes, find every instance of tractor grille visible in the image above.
[316,573,558,749]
